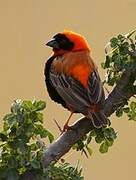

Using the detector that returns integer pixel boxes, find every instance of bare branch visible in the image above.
[43,117,93,167]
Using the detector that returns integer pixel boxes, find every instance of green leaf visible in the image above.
[34,124,48,137]
[118,34,125,42]
[105,138,114,147]
[123,107,130,113]
[116,108,123,117]
[110,37,119,48]
[99,142,108,153]
[30,143,38,150]
[101,62,105,69]
[89,130,96,137]
[95,135,104,144]
[86,135,92,145]
[30,160,41,169]
[104,128,117,140]
[86,146,93,156]
[107,76,116,86]
[130,101,136,111]
[37,113,43,123]
[119,45,129,56]
[22,100,33,111]
[3,121,9,131]
[34,124,54,142]
[128,111,136,121]
[33,100,46,111]
[46,130,54,143]
[0,132,8,141]
[11,99,22,114]
[75,140,85,151]
[130,43,135,51]
[3,113,14,121]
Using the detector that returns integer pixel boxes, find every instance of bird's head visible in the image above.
[46,31,90,56]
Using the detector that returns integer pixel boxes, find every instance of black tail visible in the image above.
[87,111,110,128]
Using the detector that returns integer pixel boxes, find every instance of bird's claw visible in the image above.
[60,124,71,135]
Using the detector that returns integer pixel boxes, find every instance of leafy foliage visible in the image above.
[73,126,117,156]
[102,30,136,87]
[120,101,136,121]
[44,163,83,180]
[102,30,136,120]
[0,100,83,180]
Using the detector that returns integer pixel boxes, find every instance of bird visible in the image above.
[44,31,109,132]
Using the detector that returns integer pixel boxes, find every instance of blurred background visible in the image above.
[0,0,135,179]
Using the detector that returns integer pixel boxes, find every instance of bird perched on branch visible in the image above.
[44,31,109,132]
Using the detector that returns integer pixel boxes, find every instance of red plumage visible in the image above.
[44,31,109,131]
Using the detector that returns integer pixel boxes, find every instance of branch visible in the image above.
[43,69,135,168]
[103,70,134,116]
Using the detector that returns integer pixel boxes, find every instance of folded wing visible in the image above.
[50,67,105,114]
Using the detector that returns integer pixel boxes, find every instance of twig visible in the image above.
[104,86,110,94]
[53,118,62,132]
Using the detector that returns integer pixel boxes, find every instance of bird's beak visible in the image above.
[46,39,59,49]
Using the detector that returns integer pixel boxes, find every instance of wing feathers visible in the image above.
[50,66,104,114]
[45,55,108,128]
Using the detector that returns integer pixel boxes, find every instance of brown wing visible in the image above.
[49,66,105,114]
[44,56,70,110]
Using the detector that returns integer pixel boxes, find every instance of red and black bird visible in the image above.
[44,31,109,132]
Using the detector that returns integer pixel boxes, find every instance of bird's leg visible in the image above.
[61,112,74,134]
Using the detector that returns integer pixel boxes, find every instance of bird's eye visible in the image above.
[58,38,74,50]
[53,34,74,50]
[59,39,69,47]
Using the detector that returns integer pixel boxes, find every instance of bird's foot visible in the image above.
[53,119,71,135]
[60,124,71,135]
